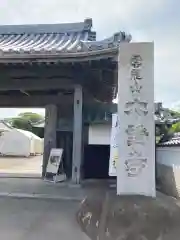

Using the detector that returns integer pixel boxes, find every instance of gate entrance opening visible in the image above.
[83,144,110,179]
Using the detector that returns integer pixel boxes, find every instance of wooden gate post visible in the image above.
[72,85,83,184]
[42,104,57,177]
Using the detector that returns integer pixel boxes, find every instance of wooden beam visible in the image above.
[0,64,116,80]
[0,63,117,102]
[0,65,74,79]
[0,78,74,91]
[0,95,73,107]
[0,93,108,107]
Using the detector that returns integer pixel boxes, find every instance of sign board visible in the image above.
[117,42,155,197]
[109,113,118,176]
[45,148,65,183]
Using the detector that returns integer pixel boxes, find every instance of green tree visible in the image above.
[11,112,44,132]
[157,123,174,143]
[18,112,43,124]
[169,110,180,118]
[171,122,180,133]
[11,118,32,131]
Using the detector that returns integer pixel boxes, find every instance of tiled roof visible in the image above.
[158,137,180,146]
[158,133,180,147]
[0,18,131,60]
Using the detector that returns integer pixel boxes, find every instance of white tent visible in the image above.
[0,128,43,157]
[0,120,13,132]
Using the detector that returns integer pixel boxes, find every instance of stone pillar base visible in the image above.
[76,191,180,240]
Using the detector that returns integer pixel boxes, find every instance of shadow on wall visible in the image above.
[157,163,180,198]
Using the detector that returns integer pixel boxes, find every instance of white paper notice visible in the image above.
[117,42,155,197]
[46,148,63,175]
[109,113,118,176]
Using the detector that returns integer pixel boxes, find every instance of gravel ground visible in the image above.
[0,155,42,175]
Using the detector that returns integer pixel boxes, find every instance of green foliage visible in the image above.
[156,123,175,143]
[11,118,32,131]
[18,112,43,124]
[11,112,44,132]
[171,122,180,133]
[156,136,161,143]
[169,110,180,118]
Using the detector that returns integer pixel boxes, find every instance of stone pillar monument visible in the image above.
[117,42,155,197]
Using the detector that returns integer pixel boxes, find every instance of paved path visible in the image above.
[0,197,89,240]
[0,178,87,201]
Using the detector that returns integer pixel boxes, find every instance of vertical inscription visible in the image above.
[124,55,149,177]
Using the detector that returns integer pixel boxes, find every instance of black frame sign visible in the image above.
[44,148,65,183]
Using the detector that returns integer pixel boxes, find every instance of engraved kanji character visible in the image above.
[131,68,142,81]
[124,100,148,116]
[130,55,143,68]
[128,147,142,157]
[125,158,147,177]
[130,81,142,101]
[125,124,149,146]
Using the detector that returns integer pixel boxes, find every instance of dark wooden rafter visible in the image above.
[76,66,117,102]
[0,64,74,79]
[0,78,74,91]
[0,93,107,107]
[0,59,117,102]
[0,93,115,108]
[0,59,116,78]
[0,95,72,107]
[0,77,116,102]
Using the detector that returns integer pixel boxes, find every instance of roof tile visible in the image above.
[0,19,131,57]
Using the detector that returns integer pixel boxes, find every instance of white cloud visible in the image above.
[0,0,178,117]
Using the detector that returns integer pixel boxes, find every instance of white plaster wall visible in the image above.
[156,146,180,198]
[157,147,180,167]
[156,146,180,181]
[88,124,111,145]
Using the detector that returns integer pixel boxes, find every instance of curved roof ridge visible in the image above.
[79,31,132,51]
[0,18,93,34]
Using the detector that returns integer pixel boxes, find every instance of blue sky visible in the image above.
[0,0,179,118]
